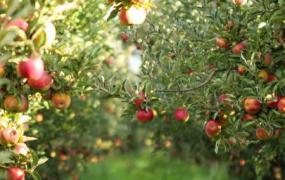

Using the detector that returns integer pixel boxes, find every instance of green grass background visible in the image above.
[80,151,230,180]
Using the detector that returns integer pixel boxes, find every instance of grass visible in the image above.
[80,150,230,180]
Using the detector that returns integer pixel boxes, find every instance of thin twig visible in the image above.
[156,69,220,93]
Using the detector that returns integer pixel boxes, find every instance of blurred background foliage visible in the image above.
[1,0,285,180]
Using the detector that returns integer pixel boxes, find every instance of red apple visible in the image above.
[7,167,25,180]
[205,120,221,138]
[242,114,255,121]
[174,107,189,122]
[7,19,29,32]
[133,92,146,108]
[237,66,246,75]
[17,56,44,80]
[256,128,272,140]
[232,42,246,54]
[218,94,231,104]
[243,98,261,114]
[126,6,147,25]
[4,95,28,112]
[216,37,229,49]
[136,108,154,122]
[240,159,246,166]
[277,97,285,113]
[119,6,147,25]
[51,92,72,109]
[266,96,280,109]
[120,32,129,42]
[232,0,247,5]
[119,8,129,25]
[267,73,277,82]
[27,71,53,91]
[15,143,29,156]
[1,128,19,144]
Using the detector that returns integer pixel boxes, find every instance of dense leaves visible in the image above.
[1,0,285,179]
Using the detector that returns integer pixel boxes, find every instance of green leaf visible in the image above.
[0,150,13,164]
[30,171,41,180]
[37,157,48,167]
[107,8,120,21]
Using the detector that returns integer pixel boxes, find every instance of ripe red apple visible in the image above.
[256,128,272,140]
[133,92,146,108]
[205,120,221,138]
[119,6,147,25]
[174,107,189,122]
[126,6,147,25]
[277,97,285,113]
[237,66,246,75]
[216,37,229,49]
[267,73,277,82]
[51,92,72,109]
[27,71,53,91]
[0,62,5,77]
[7,167,25,180]
[119,8,129,25]
[243,98,261,114]
[242,114,255,121]
[4,95,28,112]
[15,143,29,156]
[7,19,29,32]
[239,159,246,166]
[1,128,19,144]
[120,32,129,42]
[232,42,246,54]
[136,108,154,122]
[232,0,247,5]
[266,96,280,109]
[17,56,44,80]
[218,94,231,104]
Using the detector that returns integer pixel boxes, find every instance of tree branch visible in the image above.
[156,69,220,93]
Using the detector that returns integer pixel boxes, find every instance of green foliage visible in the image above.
[2,0,285,179]
[81,150,230,180]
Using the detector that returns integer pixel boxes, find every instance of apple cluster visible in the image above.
[107,0,151,25]
[1,16,72,179]
[133,92,190,123]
